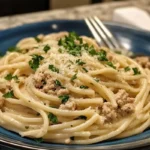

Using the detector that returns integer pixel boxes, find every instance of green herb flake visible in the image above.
[70,136,75,140]
[69,60,74,64]
[5,73,18,81]
[80,85,89,89]
[5,74,13,80]
[58,48,63,53]
[88,46,97,56]
[71,73,77,82]
[132,67,141,75]
[124,66,131,72]
[34,138,43,143]
[49,65,59,73]
[34,37,41,43]
[83,43,89,50]
[75,115,87,120]
[8,46,20,52]
[13,75,18,81]
[29,54,44,71]
[43,45,50,53]
[98,50,108,61]
[61,86,66,89]
[76,59,86,66]
[82,67,88,72]
[59,95,69,104]
[48,113,58,124]
[54,80,62,86]
[3,90,14,98]
[115,50,122,54]
[58,38,66,46]
[106,61,116,69]
[68,46,82,56]
[58,32,83,56]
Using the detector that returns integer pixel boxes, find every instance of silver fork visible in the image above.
[84,16,133,57]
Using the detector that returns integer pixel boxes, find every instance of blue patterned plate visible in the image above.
[0,20,150,150]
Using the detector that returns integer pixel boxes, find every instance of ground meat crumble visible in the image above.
[59,101,76,110]
[102,102,117,122]
[33,72,135,123]
[33,71,69,96]
[135,56,150,69]
[101,89,135,122]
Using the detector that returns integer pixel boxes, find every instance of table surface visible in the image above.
[0,0,150,30]
[0,0,150,149]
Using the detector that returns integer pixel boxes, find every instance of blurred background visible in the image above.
[0,0,126,17]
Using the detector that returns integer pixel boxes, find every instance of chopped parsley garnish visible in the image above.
[76,59,86,66]
[13,76,18,81]
[68,46,82,56]
[58,38,67,47]
[132,67,141,75]
[88,46,97,56]
[70,136,75,140]
[8,46,20,52]
[69,60,74,64]
[5,74,12,80]
[97,50,108,61]
[58,48,63,53]
[3,90,15,98]
[49,65,59,73]
[48,113,58,124]
[83,43,89,50]
[5,74,18,81]
[58,32,83,56]
[34,138,43,143]
[71,73,77,81]
[75,115,87,120]
[34,37,41,43]
[54,80,62,86]
[82,67,88,72]
[59,95,69,104]
[115,50,122,54]
[124,66,131,72]
[58,32,109,58]
[29,54,44,71]
[69,32,83,44]
[80,85,89,89]
[57,32,113,65]
[106,61,116,69]
[43,45,50,53]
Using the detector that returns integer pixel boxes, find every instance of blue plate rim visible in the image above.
[0,19,150,36]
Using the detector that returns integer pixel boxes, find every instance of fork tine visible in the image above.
[84,18,103,46]
[94,16,120,49]
[89,17,114,49]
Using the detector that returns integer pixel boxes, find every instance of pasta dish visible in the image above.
[0,31,150,144]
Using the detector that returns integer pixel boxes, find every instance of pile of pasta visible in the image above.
[0,31,149,144]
